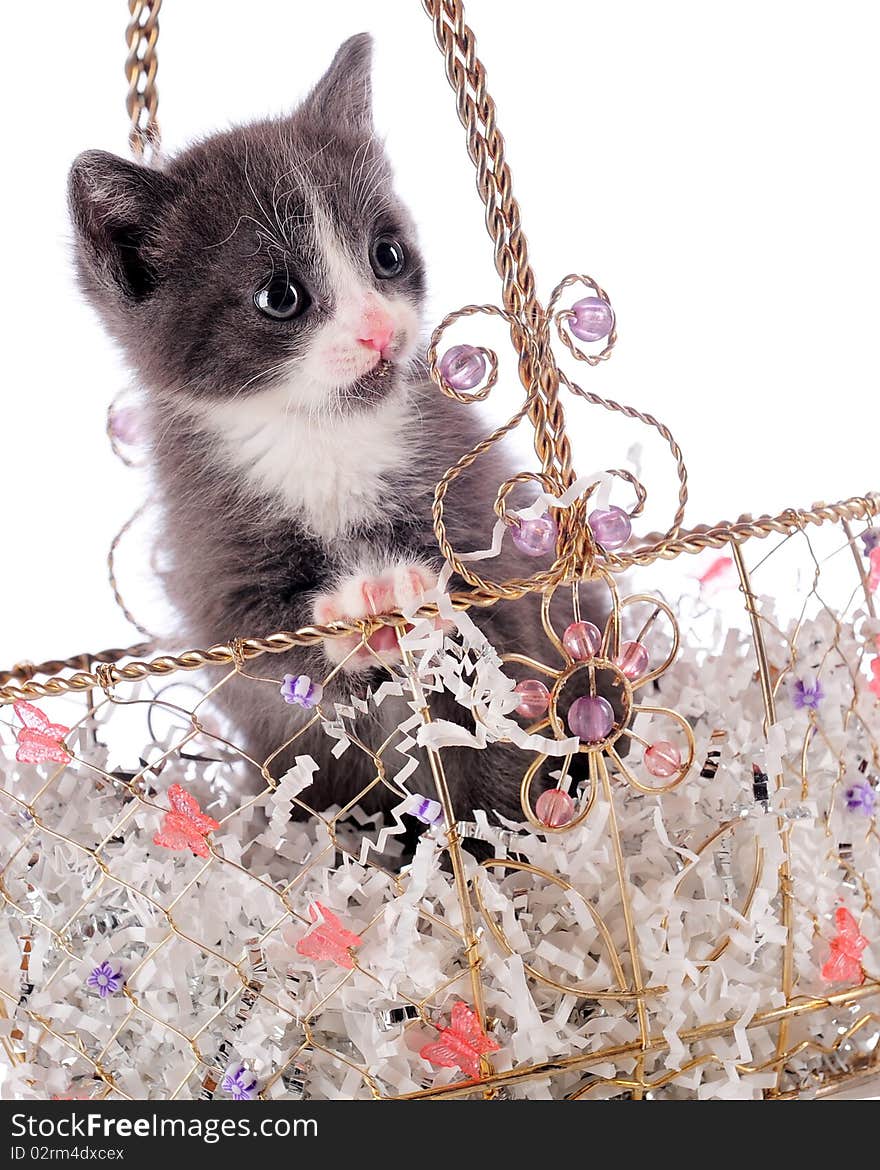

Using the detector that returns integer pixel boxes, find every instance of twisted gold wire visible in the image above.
[125,0,161,161]
[106,503,157,642]
[1,491,875,702]
[423,0,573,494]
[388,982,880,1100]
[556,367,690,545]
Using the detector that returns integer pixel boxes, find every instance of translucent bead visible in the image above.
[108,403,144,447]
[511,513,558,557]
[412,796,444,826]
[616,640,649,681]
[513,679,550,720]
[535,788,575,828]
[588,505,632,550]
[280,673,323,708]
[562,621,602,661]
[568,695,615,743]
[569,296,614,342]
[438,344,487,391]
[644,740,681,778]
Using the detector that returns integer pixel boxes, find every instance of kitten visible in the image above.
[68,34,573,822]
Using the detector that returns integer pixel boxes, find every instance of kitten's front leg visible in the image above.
[313,561,440,667]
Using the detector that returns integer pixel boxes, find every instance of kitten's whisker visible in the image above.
[349,139,371,204]
[352,152,385,207]
[353,144,384,202]
[271,161,316,245]
[270,143,345,246]
[227,358,297,403]
[241,139,286,251]
[205,213,282,252]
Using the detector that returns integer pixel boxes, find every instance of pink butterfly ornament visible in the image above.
[868,546,880,593]
[870,656,880,700]
[13,701,70,765]
[153,783,220,859]
[821,907,867,986]
[695,555,735,594]
[420,1001,501,1079]
[295,902,363,969]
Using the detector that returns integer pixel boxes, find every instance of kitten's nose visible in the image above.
[357,305,395,358]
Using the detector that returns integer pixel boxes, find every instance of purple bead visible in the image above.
[412,795,443,825]
[568,695,615,743]
[438,344,487,392]
[616,640,650,681]
[569,297,614,343]
[280,673,323,709]
[562,621,602,661]
[588,505,632,550]
[511,512,558,557]
[845,781,876,815]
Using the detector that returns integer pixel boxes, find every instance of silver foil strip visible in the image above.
[199,937,266,1100]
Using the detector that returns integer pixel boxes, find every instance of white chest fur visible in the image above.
[203,384,416,541]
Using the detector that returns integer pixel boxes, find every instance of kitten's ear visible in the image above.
[68,150,173,301]
[302,33,374,131]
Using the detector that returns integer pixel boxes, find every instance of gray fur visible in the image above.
[68,35,584,822]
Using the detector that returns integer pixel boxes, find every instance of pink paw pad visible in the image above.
[313,564,439,667]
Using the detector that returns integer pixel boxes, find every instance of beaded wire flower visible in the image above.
[87,961,122,998]
[425,267,698,837]
[501,567,695,832]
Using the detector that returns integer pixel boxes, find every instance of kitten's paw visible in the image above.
[313,563,440,667]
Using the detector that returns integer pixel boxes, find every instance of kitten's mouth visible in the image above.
[350,358,395,397]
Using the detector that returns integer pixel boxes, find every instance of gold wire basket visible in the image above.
[1,0,878,1101]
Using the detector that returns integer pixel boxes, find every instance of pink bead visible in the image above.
[562,621,602,661]
[109,404,143,446]
[568,695,615,743]
[511,513,558,557]
[588,506,632,550]
[616,640,649,681]
[535,788,575,828]
[569,296,614,343]
[438,344,487,392]
[644,740,681,778]
[513,679,550,720]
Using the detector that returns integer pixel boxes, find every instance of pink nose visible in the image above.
[357,306,395,356]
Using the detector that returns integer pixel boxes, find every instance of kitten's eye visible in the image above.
[370,234,406,279]
[254,275,309,320]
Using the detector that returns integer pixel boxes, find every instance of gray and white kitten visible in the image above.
[68,35,567,822]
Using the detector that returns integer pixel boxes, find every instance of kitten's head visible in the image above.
[68,34,425,416]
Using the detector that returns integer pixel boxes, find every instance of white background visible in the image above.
[1,0,878,669]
